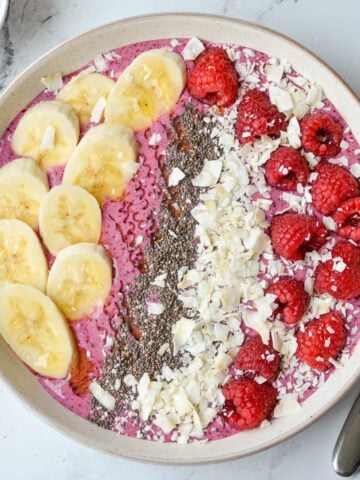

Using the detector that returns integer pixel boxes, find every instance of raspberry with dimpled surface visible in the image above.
[222,379,277,430]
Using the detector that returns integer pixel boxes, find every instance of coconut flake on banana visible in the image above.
[62,123,138,205]
[39,184,102,256]
[0,219,48,292]
[47,243,112,321]
[0,158,49,229]
[12,100,79,170]
[0,284,75,378]
[105,48,186,130]
[57,73,115,125]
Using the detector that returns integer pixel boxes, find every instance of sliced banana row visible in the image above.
[0,158,49,229]
[62,123,138,205]
[0,48,187,378]
[12,100,80,170]
[47,243,112,322]
[0,283,75,378]
[57,72,115,125]
[39,184,102,256]
[105,48,186,130]
[0,219,48,292]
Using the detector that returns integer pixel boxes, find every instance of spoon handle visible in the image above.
[333,393,360,477]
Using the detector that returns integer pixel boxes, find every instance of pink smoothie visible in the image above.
[0,37,359,442]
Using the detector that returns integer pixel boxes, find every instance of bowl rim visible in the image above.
[0,12,359,465]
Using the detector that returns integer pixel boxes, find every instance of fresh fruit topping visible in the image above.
[62,123,138,205]
[0,157,49,229]
[270,212,327,260]
[12,100,80,170]
[331,240,360,265]
[311,161,359,215]
[70,347,95,396]
[105,48,186,131]
[267,277,309,325]
[300,113,343,159]
[264,146,309,191]
[39,184,102,256]
[296,311,346,370]
[223,379,277,430]
[235,335,280,381]
[333,197,360,241]
[315,241,360,300]
[0,219,48,292]
[235,89,287,145]
[57,73,115,125]
[187,47,238,107]
[47,243,112,321]
[0,283,74,378]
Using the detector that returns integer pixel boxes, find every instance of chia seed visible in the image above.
[90,105,221,429]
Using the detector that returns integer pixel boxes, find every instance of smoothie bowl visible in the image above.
[0,14,359,464]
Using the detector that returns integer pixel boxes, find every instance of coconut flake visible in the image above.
[89,381,116,410]
[182,37,205,60]
[90,96,107,123]
[147,302,165,316]
[149,132,162,146]
[269,85,294,112]
[39,126,55,151]
[350,163,360,178]
[274,394,301,418]
[41,72,63,92]
[170,39,180,48]
[94,54,107,72]
[154,413,176,434]
[121,161,140,178]
[191,160,222,187]
[172,318,195,354]
[123,374,137,387]
[168,167,186,187]
[286,116,301,148]
[266,63,285,84]
[151,273,167,288]
[322,216,337,231]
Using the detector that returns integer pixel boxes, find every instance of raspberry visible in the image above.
[264,147,309,191]
[332,240,360,265]
[311,161,359,215]
[235,89,287,145]
[333,197,360,241]
[300,113,343,159]
[235,336,280,381]
[296,312,346,371]
[270,212,327,260]
[222,379,277,430]
[315,241,360,300]
[267,277,309,325]
[187,47,238,107]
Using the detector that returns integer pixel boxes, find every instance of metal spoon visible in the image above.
[333,393,360,476]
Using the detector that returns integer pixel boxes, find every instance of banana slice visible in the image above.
[57,73,115,125]
[0,283,75,378]
[105,48,186,130]
[12,100,80,170]
[39,184,102,256]
[0,219,48,292]
[62,123,138,205]
[47,243,112,321]
[0,158,49,228]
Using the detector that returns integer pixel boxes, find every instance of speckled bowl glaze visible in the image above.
[0,13,359,465]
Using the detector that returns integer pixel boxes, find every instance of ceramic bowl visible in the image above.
[0,13,359,465]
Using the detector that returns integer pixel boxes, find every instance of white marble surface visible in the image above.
[0,0,359,478]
